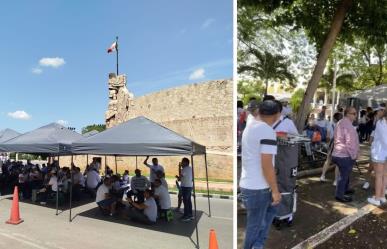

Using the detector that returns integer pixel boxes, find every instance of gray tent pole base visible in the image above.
[69,155,73,222]
[191,155,200,249]
[56,156,60,216]
[204,153,211,217]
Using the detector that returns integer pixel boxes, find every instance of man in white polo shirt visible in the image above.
[179,157,193,222]
[239,100,282,249]
[143,156,164,184]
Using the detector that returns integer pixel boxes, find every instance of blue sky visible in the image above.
[0,0,233,133]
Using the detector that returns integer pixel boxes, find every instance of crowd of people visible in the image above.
[238,95,387,249]
[0,156,195,225]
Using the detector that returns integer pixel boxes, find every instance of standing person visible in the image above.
[143,156,164,184]
[367,106,387,206]
[320,112,343,183]
[332,107,360,203]
[179,157,193,222]
[358,110,368,143]
[239,100,281,249]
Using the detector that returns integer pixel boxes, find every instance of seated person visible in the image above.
[122,170,130,185]
[111,175,123,197]
[156,170,168,189]
[127,169,150,203]
[72,167,85,201]
[38,170,58,205]
[125,189,157,225]
[86,167,101,196]
[153,179,171,219]
[96,177,116,216]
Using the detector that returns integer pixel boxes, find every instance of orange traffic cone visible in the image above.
[6,186,23,225]
[209,229,219,249]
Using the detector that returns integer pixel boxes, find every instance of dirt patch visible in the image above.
[316,205,387,249]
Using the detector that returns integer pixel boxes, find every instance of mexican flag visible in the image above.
[107,41,117,53]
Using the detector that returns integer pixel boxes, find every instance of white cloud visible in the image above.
[7,110,31,120]
[201,18,215,29]
[189,68,205,80]
[39,57,66,68]
[56,120,68,126]
[32,67,43,74]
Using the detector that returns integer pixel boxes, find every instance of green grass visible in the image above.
[169,187,233,196]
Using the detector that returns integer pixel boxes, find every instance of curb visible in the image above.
[168,191,233,200]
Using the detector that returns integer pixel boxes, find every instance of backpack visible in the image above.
[312,130,322,143]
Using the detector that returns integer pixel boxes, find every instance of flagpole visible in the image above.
[116,36,119,76]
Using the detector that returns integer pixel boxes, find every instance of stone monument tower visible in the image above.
[105,73,135,128]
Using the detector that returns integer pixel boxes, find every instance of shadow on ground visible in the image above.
[76,206,203,247]
[238,161,374,249]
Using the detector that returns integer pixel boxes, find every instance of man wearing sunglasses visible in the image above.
[332,107,360,203]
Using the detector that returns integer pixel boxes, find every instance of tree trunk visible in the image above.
[265,79,268,96]
[331,59,337,117]
[295,0,353,132]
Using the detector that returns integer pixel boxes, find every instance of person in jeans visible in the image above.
[239,100,282,249]
[179,157,193,222]
[332,107,360,203]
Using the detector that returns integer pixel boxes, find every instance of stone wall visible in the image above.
[59,74,233,180]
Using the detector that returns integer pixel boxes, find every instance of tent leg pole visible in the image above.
[204,153,211,217]
[191,155,199,249]
[115,155,117,174]
[136,156,138,169]
[56,155,59,215]
[105,155,107,175]
[69,155,73,222]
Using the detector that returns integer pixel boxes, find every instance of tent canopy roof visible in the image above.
[0,128,21,143]
[0,123,83,154]
[72,116,206,156]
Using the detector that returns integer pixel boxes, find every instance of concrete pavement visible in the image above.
[0,195,232,249]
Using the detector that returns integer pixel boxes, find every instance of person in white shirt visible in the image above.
[179,157,193,222]
[143,156,164,184]
[86,168,101,196]
[368,106,387,206]
[156,170,168,189]
[272,101,298,135]
[38,170,58,205]
[126,189,157,224]
[96,178,116,216]
[154,179,171,215]
[72,167,84,201]
[122,170,130,185]
[239,100,281,249]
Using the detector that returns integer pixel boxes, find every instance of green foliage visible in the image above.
[82,124,106,134]
[9,153,44,160]
[290,88,306,114]
[238,48,295,94]
[237,79,265,104]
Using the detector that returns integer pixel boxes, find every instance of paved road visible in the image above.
[0,195,232,249]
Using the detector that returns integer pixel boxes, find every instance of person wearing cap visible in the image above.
[367,105,387,206]
[239,100,282,249]
[128,169,150,203]
[143,156,165,184]
[332,107,360,203]
[272,100,298,135]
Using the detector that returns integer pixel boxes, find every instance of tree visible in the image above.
[82,124,106,134]
[290,88,306,114]
[239,0,387,131]
[237,79,265,104]
[238,49,295,95]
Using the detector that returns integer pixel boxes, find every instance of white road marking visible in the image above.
[211,215,233,221]
[291,204,377,249]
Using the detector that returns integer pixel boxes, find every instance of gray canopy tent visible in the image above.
[0,129,21,152]
[0,122,83,215]
[71,116,211,248]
